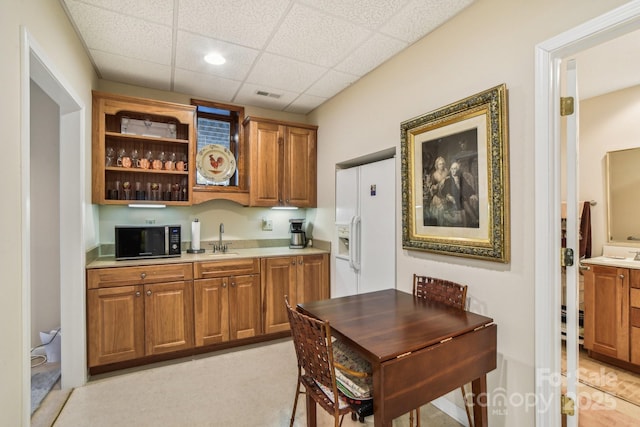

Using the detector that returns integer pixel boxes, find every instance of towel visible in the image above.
[579,201,592,258]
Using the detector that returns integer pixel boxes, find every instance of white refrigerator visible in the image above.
[334,158,396,297]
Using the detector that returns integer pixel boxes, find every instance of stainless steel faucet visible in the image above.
[219,223,224,249]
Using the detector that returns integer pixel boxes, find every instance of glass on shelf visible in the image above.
[105,147,115,167]
[131,149,139,168]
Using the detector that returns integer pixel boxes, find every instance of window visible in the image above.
[191,99,244,187]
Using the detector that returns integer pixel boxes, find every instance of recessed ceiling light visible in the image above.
[204,52,226,65]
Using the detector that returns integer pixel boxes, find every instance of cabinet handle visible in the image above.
[140,272,146,279]
[135,291,141,297]
[222,282,227,288]
[619,274,625,279]
[291,261,296,265]
[146,290,152,296]
[231,282,236,288]
[299,259,303,265]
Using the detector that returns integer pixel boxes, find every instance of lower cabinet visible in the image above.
[87,254,328,370]
[262,253,329,334]
[193,258,261,346]
[584,264,637,363]
[87,263,194,368]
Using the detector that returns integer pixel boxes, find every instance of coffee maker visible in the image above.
[289,219,307,249]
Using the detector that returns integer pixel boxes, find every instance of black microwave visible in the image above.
[115,225,181,260]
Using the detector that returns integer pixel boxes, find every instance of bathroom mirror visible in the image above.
[607,147,640,243]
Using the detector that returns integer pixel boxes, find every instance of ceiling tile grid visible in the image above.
[61,0,476,114]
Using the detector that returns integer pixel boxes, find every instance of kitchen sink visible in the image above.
[198,252,239,257]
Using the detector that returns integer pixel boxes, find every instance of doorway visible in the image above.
[21,28,87,421]
[534,2,640,426]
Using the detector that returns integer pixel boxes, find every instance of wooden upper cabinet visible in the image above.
[244,117,317,208]
[91,91,196,206]
[190,99,249,206]
[285,126,317,207]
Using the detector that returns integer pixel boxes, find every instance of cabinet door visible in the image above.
[262,257,297,334]
[229,274,261,339]
[584,265,629,360]
[194,278,229,346]
[144,280,194,355]
[248,121,282,206]
[284,126,317,207]
[296,254,329,304]
[87,286,144,367]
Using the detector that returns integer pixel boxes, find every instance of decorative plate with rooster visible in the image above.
[196,144,236,182]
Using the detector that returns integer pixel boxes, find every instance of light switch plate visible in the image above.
[262,219,273,231]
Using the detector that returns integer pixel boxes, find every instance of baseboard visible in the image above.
[431,396,470,427]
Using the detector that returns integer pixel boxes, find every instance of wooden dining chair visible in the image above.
[410,274,473,427]
[286,297,372,427]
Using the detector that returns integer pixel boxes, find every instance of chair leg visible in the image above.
[290,375,302,427]
[409,407,421,427]
[460,384,473,427]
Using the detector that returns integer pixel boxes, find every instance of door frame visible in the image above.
[20,27,87,421]
[534,2,640,426]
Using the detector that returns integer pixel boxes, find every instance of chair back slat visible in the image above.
[286,299,337,395]
[413,274,467,310]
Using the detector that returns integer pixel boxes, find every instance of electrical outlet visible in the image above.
[262,218,273,231]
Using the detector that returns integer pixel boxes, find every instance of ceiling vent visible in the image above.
[256,90,282,99]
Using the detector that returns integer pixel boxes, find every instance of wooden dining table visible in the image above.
[298,289,497,427]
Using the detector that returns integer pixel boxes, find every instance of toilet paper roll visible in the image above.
[191,219,201,250]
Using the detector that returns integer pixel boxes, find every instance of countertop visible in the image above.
[581,256,640,269]
[86,246,329,269]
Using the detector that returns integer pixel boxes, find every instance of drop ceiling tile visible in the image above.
[175,31,259,80]
[335,33,408,77]
[91,50,172,91]
[63,0,174,26]
[247,53,327,93]
[266,3,371,67]
[285,94,327,114]
[177,0,290,49]
[380,0,474,43]
[234,83,298,111]
[65,1,172,64]
[173,68,241,102]
[306,70,358,98]
[299,0,409,29]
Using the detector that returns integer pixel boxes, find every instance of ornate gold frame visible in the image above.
[400,84,510,262]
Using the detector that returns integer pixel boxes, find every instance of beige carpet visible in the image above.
[54,338,461,427]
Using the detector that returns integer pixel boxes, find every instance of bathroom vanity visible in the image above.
[582,247,640,372]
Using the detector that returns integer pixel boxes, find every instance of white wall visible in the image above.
[30,82,61,347]
[1,0,96,424]
[580,84,640,256]
[309,0,627,425]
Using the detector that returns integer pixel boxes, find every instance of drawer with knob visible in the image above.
[87,262,193,289]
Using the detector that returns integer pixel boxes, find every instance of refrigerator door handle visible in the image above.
[350,215,361,271]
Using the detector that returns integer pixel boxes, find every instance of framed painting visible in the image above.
[400,84,510,262]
